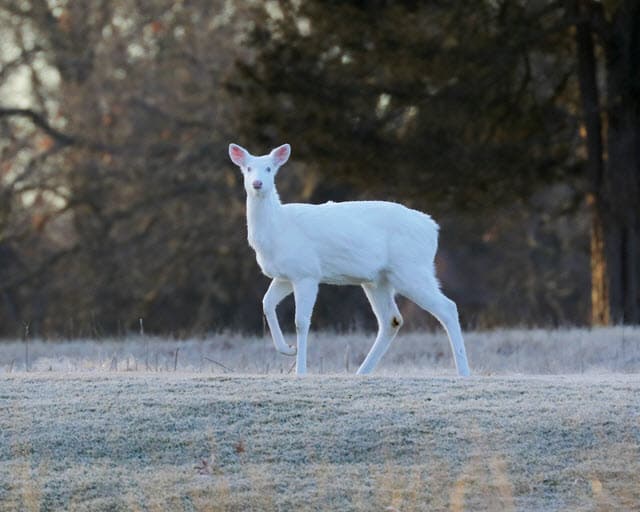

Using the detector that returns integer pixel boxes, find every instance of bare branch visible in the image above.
[0,46,43,82]
[0,107,125,154]
[0,107,76,146]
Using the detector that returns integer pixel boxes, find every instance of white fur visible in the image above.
[229,143,471,376]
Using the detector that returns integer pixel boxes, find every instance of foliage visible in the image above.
[0,0,635,336]
[234,1,578,210]
[0,1,265,335]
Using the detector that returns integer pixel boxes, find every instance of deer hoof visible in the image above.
[279,344,297,356]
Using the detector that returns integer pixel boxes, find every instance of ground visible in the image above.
[0,329,639,511]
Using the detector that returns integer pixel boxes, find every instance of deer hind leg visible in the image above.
[357,280,403,375]
[263,279,296,356]
[396,274,471,377]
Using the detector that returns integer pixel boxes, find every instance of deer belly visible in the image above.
[317,247,384,285]
[254,234,385,283]
[255,250,321,281]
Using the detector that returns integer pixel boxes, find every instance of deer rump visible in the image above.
[254,200,439,286]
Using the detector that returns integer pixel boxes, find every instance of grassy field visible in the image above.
[1,326,639,375]
[1,328,639,511]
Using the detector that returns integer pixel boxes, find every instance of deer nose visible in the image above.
[252,180,263,190]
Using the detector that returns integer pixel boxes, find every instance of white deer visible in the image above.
[229,142,471,376]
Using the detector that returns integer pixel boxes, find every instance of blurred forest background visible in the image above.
[0,0,638,338]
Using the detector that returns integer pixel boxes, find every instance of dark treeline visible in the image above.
[0,0,638,338]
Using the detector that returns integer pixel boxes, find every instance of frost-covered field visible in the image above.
[1,328,639,511]
[1,327,639,375]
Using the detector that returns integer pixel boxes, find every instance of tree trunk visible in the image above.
[589,203,610,324]
[571,0,611,324]
[602,0,640,323]
[571,0,640,324]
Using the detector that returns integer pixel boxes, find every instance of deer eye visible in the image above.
[266,167,271,173]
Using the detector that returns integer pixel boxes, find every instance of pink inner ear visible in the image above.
[274,146,289,163]
[230,146,245,164]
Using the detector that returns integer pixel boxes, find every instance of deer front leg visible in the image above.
[263,279,296,356]
[292,279,319,375]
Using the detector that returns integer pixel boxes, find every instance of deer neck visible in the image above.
[246,189,283,253]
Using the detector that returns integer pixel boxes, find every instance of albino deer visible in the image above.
[229,143,471,376]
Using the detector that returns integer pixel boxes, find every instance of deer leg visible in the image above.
[292,278,319,375]
[398,277,471,377]
[263,279,295,356]
[357,280,403,375]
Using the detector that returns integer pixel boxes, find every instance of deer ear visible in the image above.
[270,144,291,166]
[229,143,249,167]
